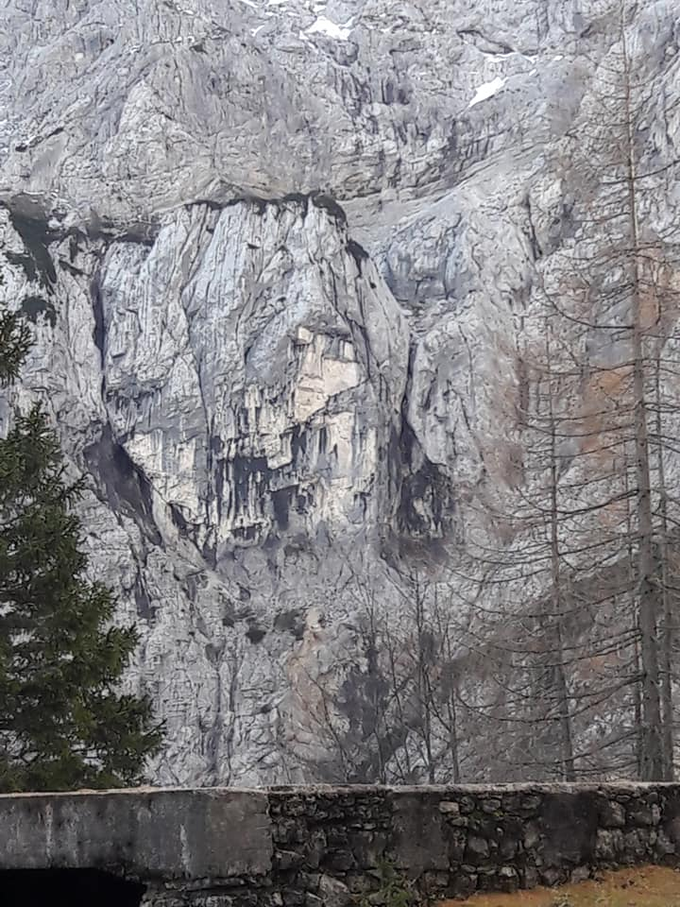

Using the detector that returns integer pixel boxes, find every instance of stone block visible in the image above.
[465,836,490,862]
[274,820,305,846]
[482,799,502,814]
[448,828,467,862]
[665,815,680,846]
[321,849,355,872]
[344,873,378,895]
[599,800,626,828]
[281,893,305,907]
[540,866,566,887]
[627,803,661,827]
[622,828,649,861]
[297,872,321,892]
[518,795,542,813]
[420,870,450,894]
[477,868,500,891]
[522,866,540,889]
[349,830,387,867]
[318,875,352,907]
[438,801,460,817]
[595,828,624,862]
[446,870,477,898]
[326,829,350,848]
[305,830,327,870]
[570,865,590,884]
[654,830,676,857]
[523,822,541,850]
[468,814,500,838]
[275,850,305,871]
[498,866,519,893]
[499,836,518,860]
[459,797,476,814]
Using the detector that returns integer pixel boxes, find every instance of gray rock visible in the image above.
[447,870,477,899]
[654,830,676,856]
[1,0,679,783]
[499,837,518,860]
[627,803,661,827]
[498,866,519,892]
[449,829,468,863]
[570,866,590,884]
[317,874,352,907]
[438,801,460,816]
[466,836,490,862]
[523,823,541,850]
[482,799,502,814]
[622,829,649,861]
[599,801,626,829]
[594,829,624,862]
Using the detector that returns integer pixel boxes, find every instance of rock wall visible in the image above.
[3,784,680,904]
[2,0,680,783]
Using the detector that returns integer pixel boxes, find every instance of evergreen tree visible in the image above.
[0,304,162,791]
[0,303,31,387]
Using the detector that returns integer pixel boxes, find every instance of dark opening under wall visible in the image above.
[2,869,145,907]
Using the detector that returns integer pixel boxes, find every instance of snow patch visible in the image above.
[305,14,353,40]
[468,76,506,108]
[298,29,320,52]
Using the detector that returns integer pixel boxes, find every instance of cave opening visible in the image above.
[2,868,145,907]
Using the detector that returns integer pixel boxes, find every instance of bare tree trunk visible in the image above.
[412,575,436,784]
[442,608,462,784]
[365,599,388,784]
[655,355,674,780]
[624,465,644,777]
[622,24,663,781]
[546,334,577,781]
[552,622,576,780]
[447,691,461,783]
[545,334,576,781]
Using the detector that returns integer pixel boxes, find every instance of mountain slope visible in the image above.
[1,0,678,783]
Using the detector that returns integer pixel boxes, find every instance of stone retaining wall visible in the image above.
[265,785,680,904]
[3,784,680,905]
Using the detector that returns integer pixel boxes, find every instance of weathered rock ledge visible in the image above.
[3,784,680,904]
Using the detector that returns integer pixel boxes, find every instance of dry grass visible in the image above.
[440,866,680,907]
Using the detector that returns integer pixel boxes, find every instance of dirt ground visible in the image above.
[440,866,680,907]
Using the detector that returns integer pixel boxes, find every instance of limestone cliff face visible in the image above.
[0,0,678,783]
